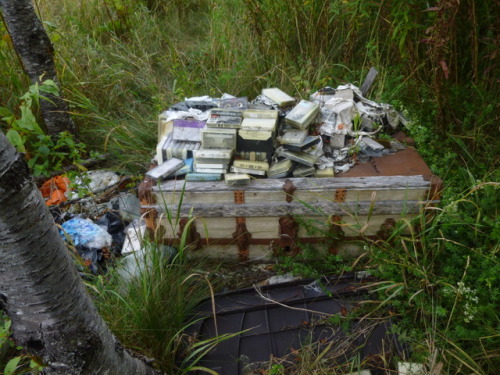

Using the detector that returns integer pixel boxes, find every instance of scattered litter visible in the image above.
[66,200,112,218]
[262,87,295,107]
[60,217,112,249]
[96,211,128,256]
[118,242,177,284]
[265,273,300,285]
[121,219,147,256]
[60,217,113,274]
[146,158,184,181]
[66,170,120,199]
[224,172,250,186]
[398,362,426,375]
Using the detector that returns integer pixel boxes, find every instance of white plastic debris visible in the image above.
[266,273,300,285]
[60,217,112,249]
[332,84,354,101]
[220,93,237,99]
[398,362,425,375]
[117,220,147,283]
[118,244,176,285]
[160,107,210,123]
[334,162,355,174]
[185,95,213,102]
[345,371,372,375]
[121,220,147,256]
[323,98,357,131]
[360,136,384,151]
[66,170,120,200]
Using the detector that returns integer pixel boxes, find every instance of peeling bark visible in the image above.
[0,132,155,374]
[0,0,75,135]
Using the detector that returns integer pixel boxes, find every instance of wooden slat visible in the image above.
[361,67,379,96]
[153,175,433,205]
[154,187,429,206]
[145,199,437,218]
[153,175,431,193]
[160,213,417,240]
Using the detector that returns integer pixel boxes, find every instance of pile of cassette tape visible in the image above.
[147,84,405,185]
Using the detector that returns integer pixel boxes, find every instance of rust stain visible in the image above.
[334,189,347,202]
[234,190,245,204]
[340,148,433,177]
[282,179,297,203]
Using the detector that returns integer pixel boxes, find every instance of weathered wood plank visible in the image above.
[154,187,430,206]
[146,199,437,218]
[361,67,379,96]
[161,214,417,241]
[153,175,431,193]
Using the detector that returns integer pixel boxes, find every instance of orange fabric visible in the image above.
[45,189,67,206]
[40,180,54,197]
[40,176,70,205]
[54,176,70,191]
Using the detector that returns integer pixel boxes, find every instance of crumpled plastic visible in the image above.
[160,107,210,123]
[60,217,112,249]
[65,170,120,200]
[96,211,128,256]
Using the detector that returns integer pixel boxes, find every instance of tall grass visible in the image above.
[2,0,496,173]
[363,176,499,374]
[90,239,211,373]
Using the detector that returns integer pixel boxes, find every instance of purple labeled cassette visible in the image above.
[173,119,206,142]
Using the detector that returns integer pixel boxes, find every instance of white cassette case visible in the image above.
[233,160,269,171]
[285,100,319,129]
[194,149,233,159]
[146,158,184,180]
[262,88,295,107]
[241,118,277,132]
[201,128,237,149]
[243,109,279,119]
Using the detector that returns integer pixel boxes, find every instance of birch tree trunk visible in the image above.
[0,0,76,135]
[0,131,155,374]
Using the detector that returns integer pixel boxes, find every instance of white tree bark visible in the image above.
[0,0,76,135]
[0,132,156,374]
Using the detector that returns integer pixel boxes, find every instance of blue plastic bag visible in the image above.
[60,217,112,249]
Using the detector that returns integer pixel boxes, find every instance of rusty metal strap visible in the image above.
[234,190,245,204]
[334,189,347,202]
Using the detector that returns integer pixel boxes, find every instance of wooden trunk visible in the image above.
[139,148,442,261]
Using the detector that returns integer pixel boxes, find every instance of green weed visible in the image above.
[364,179,499,374]
[89,238,210,373]
[0,80,88,176]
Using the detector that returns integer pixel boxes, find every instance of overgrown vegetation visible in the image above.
[0,0,498,373]
[364,182,499,374]
[89,241,211,373]
[0,80,88,176]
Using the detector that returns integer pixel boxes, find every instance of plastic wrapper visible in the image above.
[96,212,128,256]
[60,217,112,249]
